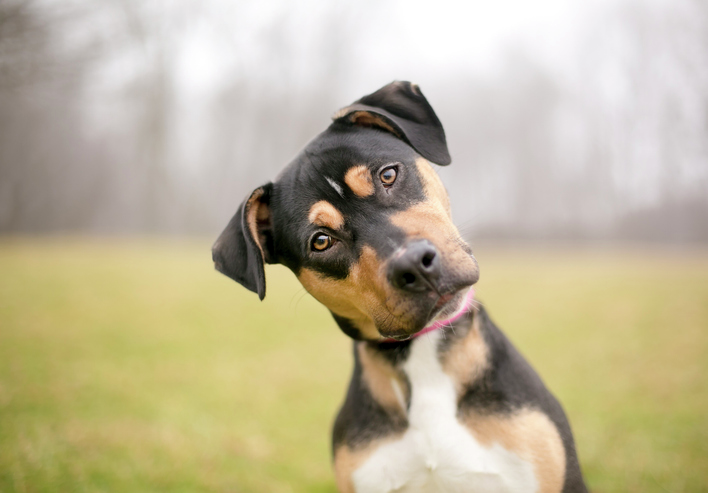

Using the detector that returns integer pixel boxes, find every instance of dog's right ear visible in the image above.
[212,183,274,300]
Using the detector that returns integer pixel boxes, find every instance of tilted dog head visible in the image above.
[212,81,479,341]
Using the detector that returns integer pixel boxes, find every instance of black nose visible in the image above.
[388,240,441,293]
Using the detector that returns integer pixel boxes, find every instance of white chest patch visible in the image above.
[351,331,539,493]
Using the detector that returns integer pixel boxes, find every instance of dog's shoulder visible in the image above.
[331,341,410,492]
[460,307,589,493]
[332,308,588,493]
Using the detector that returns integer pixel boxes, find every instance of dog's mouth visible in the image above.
[378,286,473,341]
[433,292,455,313]
[368,250,479,341]
[428,287,473,324]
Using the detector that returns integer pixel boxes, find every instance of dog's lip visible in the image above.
[378,287,472,342]
[385,333,413,342]
[433,292,455,312]
[429,285,471,318]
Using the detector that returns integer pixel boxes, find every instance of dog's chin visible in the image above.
[376,287,472,341]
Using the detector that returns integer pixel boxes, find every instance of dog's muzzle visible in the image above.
[388,239,441,293]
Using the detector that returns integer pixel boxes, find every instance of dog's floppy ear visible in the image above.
[212,183,274,300]
[332,81,451,165]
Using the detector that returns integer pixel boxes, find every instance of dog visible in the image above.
[212,81,588,493]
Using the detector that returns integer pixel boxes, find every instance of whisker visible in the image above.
[291,288,309,312]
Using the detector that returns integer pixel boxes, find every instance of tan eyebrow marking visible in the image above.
[308,200,344,230]
[344,165,375,197]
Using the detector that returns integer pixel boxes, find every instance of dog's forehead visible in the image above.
[280,126,418,188]
[270,125,443,260]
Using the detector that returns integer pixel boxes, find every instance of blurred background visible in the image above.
[1,0,707,492]
[1,0,706,241]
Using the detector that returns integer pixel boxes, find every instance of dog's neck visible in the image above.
[360,290,478,370]
[362,299,479,370]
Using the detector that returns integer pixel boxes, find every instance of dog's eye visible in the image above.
[380,166,397,187]
[311,234,333,251]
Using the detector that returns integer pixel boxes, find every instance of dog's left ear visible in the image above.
[332,81,451,165]
[212,183,274,300]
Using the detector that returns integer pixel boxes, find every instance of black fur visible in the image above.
[333,308,589,492]
[332,344,409,451]
[213,82,443,298]
[334,81,451,166]
[212,183,273,300]
[213,81,588,492]
[463,308,587,492]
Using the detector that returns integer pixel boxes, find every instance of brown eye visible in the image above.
[311,234,332,251]
[380,166,397,187]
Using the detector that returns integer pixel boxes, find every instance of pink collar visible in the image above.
[380,288,475,343]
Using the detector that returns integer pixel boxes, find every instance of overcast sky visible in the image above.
[10,0,700,238]
[173,0,623,99]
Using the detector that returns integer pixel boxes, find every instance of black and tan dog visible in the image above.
[212,81,588,493]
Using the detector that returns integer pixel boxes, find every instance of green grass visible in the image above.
[0,238,707,492]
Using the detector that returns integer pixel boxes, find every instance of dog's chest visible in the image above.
[352,331,538,493]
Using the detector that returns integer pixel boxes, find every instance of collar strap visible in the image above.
[380,288,475,343]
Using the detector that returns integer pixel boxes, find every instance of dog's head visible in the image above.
[213,81,479,341]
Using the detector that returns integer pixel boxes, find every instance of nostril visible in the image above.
[388,240,440,292]
[402,272,416,285]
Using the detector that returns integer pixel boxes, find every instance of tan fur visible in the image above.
[308,200,344,230]
[358,343,409,415]
[349,111,400,136]
[332,109,402,137]
[245,188,268,257]
[334,439,398,493]
[415,157,451,215]
[464,409,567,493]
[299,244,432,338]
[333,445,363,493]
[441,308,489,393]
[390,160,477,278]
[300,158,477,339]
[344,165,375,197]
[298,246,387,339]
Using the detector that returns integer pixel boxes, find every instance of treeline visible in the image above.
[0,0,706,242]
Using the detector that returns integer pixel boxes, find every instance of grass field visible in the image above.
[0,238,707,492]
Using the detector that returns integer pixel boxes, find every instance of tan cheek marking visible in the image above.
[298,246,410,340]
[351,246,388,301]
[350,246,414,334]
[464,408,566,493]
[298,247,414,339]
[441,308,489,393]
[308,200,344,230]
[345,165,375,197]
[358,343,409,415]
[297,268,377,339]
[297,246,389,340]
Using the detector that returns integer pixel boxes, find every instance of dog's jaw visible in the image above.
[379,287,476,343]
